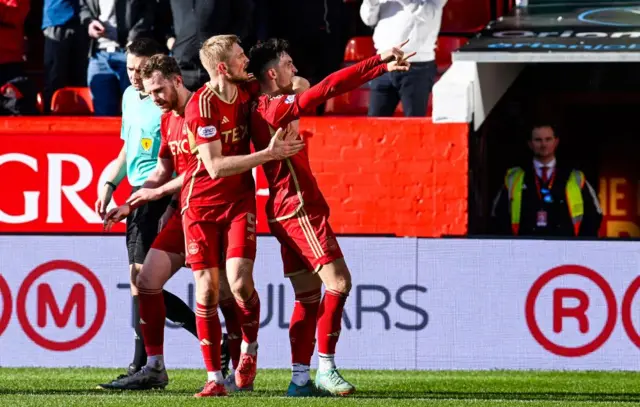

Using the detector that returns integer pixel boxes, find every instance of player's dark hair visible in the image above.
[141,54,181,80]
[127,37,164,58]
[248,38,290,81]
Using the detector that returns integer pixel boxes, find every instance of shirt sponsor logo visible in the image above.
[197,125,217,139]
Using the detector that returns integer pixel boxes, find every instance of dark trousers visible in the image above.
[87,50,130,116]
[0,63,24,87]
[368,61,437,117]
[43,21,89,113]
[179,65,208,92]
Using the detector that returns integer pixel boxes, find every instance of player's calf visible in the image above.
[192,268,227,396]
[219,270,242,375]
[315,258,355,395]
[226,258,260,389]
[288,273,322,394]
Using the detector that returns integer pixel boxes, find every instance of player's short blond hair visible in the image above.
[199,34,240,72]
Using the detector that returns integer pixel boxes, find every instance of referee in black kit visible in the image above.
[93,38,228,389]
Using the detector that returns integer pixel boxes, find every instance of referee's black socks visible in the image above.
[163,289,198,338]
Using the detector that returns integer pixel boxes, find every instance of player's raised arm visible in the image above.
[294,40,414,111]
[249,38,413,127]
[197,127,304,179]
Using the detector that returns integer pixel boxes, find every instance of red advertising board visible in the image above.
[0,118,270,233]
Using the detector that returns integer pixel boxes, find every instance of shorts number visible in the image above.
[247,213,256,233]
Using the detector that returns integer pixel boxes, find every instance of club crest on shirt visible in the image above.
[141,137,153,151]
[188,242,199,255]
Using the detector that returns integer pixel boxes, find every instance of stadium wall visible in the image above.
[0,117,469,237]
[1,236,640,370]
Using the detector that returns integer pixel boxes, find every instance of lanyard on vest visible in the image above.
[534,168,556,202]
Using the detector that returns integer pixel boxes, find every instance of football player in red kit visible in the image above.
[182,35,304,397]
[247,38,414,396]
[103,54,237,390]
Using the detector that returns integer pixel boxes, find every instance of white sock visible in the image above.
[207,370,224,383]
[147,355,164,370]
[318,354,336,372]
[241,340,258,355]
[291,363,310,386]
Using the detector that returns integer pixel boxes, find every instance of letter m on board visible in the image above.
[37,283,86,328]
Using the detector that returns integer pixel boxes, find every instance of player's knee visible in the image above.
[230,278,254,301]
[323,260,352,295]
[196,284,218,306]
[135,271,155,291]
[331,274,352,295]
[194,271,219,305]
[228,260,255,301]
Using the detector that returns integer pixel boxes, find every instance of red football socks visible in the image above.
[195,302,222,371]
[236,290,260,345]
[290,289,322,365]
[138,288,165,357]
[218,297,242,368]
[317,289,347,355]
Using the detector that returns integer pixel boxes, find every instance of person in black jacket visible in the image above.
[162,0,254,91]
[80,0,160,115]
[491,124,603,237]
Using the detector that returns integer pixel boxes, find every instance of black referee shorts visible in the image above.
[126,186,172,265]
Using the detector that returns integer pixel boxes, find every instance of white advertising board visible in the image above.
[1,236,639,370]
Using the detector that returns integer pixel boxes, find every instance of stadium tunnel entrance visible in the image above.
[432,1,640,237]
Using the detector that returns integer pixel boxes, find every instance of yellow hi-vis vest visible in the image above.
[504,167,585,236]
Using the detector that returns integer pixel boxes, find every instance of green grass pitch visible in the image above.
[2,368,640,406]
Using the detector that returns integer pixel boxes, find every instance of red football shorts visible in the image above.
[269,206,343,277]
[150,211,185,255]
[182,197,257,271]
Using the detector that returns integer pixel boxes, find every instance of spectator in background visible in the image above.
[80,0,159,116]
[0,0,30,86]
[163,0,254,91]
[0,0,38,115]
[267,0,346,112]
[491,124,603,238]
[42,0,88,113]
[360,0,445,117]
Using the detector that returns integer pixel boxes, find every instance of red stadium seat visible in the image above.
[440,0,491,33]
[435,36,469,74]
[344,36,376,62]
[51,87,94,115]
[324,88,371,116]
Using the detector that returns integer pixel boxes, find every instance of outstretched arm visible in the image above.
[266,40,415,127]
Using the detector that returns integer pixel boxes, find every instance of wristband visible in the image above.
[105,181,117,191]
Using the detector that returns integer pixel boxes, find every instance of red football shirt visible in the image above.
[251,55,387,220]
[182,80,260,208]
[158,110,190,176]
[251,97,327,221]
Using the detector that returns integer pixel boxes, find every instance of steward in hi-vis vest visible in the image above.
[490,124,602,237]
